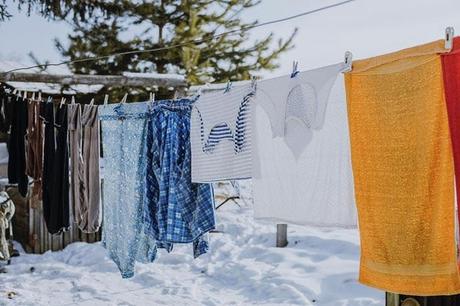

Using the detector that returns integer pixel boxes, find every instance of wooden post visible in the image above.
[276,224,288,247]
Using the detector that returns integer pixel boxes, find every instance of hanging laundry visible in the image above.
[345,40,460,295]
[0,89,13,134]
[68,103,81,226]
[441,36,460,246]
[25,99,43,202]
[190,84,255,182]
[252,63,357,227]
[99,102,157,278]
[8,95,28,197]
[143,99,216,257]
[42,102,70,234]
[69,103,102,233]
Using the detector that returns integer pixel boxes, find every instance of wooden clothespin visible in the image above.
[445,26,455,51]
[103,94,109,105]
[31,92,35,101]
[89,98,95,106]
[290,61,300,78]
[59,97,66,108]
[23,91,28,99]
[71,96,76,104]
[121,93,128,104]
[343,51,353,73]
[223,80,232,93]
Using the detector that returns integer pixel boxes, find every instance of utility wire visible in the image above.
[4,0,356,74]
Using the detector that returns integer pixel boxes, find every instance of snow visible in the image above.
[122,72,185,81]
[0,60,103,94]
[0,183,383,306]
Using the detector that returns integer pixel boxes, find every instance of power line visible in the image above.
[4,0,356,74]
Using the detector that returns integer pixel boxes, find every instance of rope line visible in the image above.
[3,0,356,74]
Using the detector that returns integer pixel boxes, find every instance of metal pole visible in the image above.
[276,224,288,247]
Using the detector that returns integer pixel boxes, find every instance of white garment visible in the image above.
[253,63,357,227]
[191,84,254,182]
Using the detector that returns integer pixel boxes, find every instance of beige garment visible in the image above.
[68,104,101,233]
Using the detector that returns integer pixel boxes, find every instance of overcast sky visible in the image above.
[0,0,459,78]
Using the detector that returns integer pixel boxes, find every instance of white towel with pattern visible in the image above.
[252,63,357,227]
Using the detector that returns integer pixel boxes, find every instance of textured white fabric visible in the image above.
[253,63,357,227]
[191,84,254,182]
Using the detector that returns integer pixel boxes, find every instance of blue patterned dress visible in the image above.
[99,102,157,278]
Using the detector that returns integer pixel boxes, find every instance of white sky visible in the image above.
[0,0,459,78]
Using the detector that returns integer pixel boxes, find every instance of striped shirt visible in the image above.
[191,84,254,182]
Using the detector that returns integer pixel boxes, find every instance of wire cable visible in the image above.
[3,0,356,74]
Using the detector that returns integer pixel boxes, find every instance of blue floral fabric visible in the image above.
[99,102,157,278]
[143,99,216,257]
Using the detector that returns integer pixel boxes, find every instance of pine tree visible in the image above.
[0,0,112,22]
[56,0,297,87]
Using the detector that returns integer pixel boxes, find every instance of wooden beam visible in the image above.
[0,72,187,88]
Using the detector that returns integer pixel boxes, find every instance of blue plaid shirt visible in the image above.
[142,99,216,257]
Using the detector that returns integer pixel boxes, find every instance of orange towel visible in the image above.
[345,40,460,295]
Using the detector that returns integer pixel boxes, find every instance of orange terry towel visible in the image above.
[345,40,460,295]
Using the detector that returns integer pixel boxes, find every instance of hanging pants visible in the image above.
[26,100,43,201]
[99,102,157,278]
[69,104,102,233]
[8,96,28,197]
[42,103,70,234]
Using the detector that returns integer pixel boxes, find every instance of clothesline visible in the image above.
[2,0,357,74]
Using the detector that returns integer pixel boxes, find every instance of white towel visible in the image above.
[191,84,254,182]
[252,63,357,227]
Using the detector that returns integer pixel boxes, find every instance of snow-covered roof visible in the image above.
[189,80,251,94]
[6,81,104,95]
[122,71,185,81]
[0,60,103,94]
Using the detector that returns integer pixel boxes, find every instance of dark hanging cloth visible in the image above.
[0,89,13,133]
[42,102,70,234]
[8,95,28,197]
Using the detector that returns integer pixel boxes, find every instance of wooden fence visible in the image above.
[8,186,100,254]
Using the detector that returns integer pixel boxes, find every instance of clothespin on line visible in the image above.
[103,94,109,105]
[290,60,299,78]
[150,92,155,103]
[31,92,35,101]
[89,98,95,106]
[445,26,455,51]
[71,96,76,104]
[59,97,66,108]
[121,93,128,104]
[223,80,232,93]
[250,76,257,93]
[343,51,353,73]
[197,82,210,96]
[38,91,42,101]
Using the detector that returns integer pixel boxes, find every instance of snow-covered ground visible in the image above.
[0,185,383,306]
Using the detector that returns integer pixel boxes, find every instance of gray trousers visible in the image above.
[68,104,101,233]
